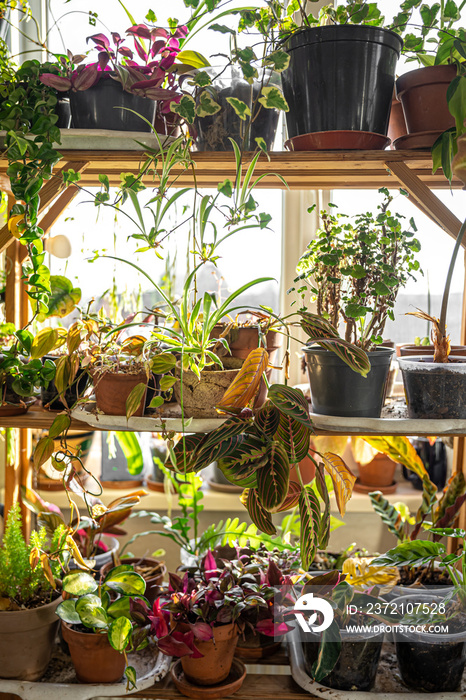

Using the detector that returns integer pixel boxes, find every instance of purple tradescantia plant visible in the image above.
[135,551,296,659]
[40,23,187,110]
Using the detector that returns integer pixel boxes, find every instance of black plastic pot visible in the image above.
[300,626,384,691]
[302,345,394,417]
[394,594,466,692]
[40,355,89,410]
[70,74,157,131]
[191,68,279,151]
[402,437,447,490]
[399,356,466,419]
[281,25,402,138]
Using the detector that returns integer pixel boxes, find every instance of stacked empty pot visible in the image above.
[394,64,457,149]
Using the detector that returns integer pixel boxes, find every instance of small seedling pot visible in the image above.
[399,356,466,419]
[394,593,466,692]
[300,625,384,691]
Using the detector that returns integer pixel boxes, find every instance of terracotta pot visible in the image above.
[357,453,397,488]
[91,368,147,416]
[174,360,243,418]
[61,622,126,683]
[0,596,60,681]
[210,325,283,406]
[100,556,166,605]
[235,629,281,659]
[398,344,466,358]
[396,65,456,135]
[387,94,407,148]
[290,453,316,484]
[180,622,239,686]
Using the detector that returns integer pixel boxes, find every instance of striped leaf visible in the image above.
[216,348,269,412]
[311,337,371,377]
[434,493,466,531]
[299,485,321,570]
[268,384,313,429]
[126,382,146,420]
[240,488,276,535]
[435,472,466,524]
[298,310,340,339]
[274,413,311,463]
[321,452,356,517]
[372,540,445,569]
[169,433,207,473]
[275,480,301,512]
[257,441,290,512]
[195,416,250,467]
[369,491,404,540]
[362,436,437,529]
[217,441,265,487]
[254,401,280,437]
[315,464,330,549]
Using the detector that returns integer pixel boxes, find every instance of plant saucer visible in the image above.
[170,658,246,699]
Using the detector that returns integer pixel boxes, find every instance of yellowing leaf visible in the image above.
[40,552,56,589]
[216,348,269,413]
[351,437,378,466]
[362,436,428,482]
[121,335,146,356]
[312,435,348,456]
[65,535,90,570]
[342,557,400,588]
[30,327,62,359]
[8,214,24,240]
[321,452,356,517]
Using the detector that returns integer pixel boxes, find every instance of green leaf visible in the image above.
[56,599,81,625]
[311,620,342,682]
[196,91,221,118]
[170,95,196,124]
[150,353,177,373]
[208,23,235,34]
[62,571,98,597]
[149,396,164,409]
[369,491,405,540]
[125,666,137,690]
[371,540,445,568]
[225,97,251,121]
[176,50,210,68]
[108,616,132,652]
[217,179,233,197]
[274,413,311,463]
[448,75,466,138]
[104,570,146,596]
[78,603,108,629]
[264,50,290,73]
[48,413,71,440]
[107,596,131,619]
[258,86,289,112]
[114,431,144,475]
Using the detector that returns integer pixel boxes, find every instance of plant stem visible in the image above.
[439,218,466,338]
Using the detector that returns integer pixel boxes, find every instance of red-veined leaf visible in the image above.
[254,401,280,437]
[256,441,290,512]
[216,348,269,412]
[274,413,311,463]
[275,480,301,512]
[299,484,321,570]
[268,384,313,429]
[240,488,276,535]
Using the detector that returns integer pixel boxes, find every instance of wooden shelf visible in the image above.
[0,150,461,190]
[132,648,315,700]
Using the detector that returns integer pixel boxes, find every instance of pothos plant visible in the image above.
[162,347,357,570]
[290,189,421,377]
[56,566,149,690]
[0,58,80,316]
